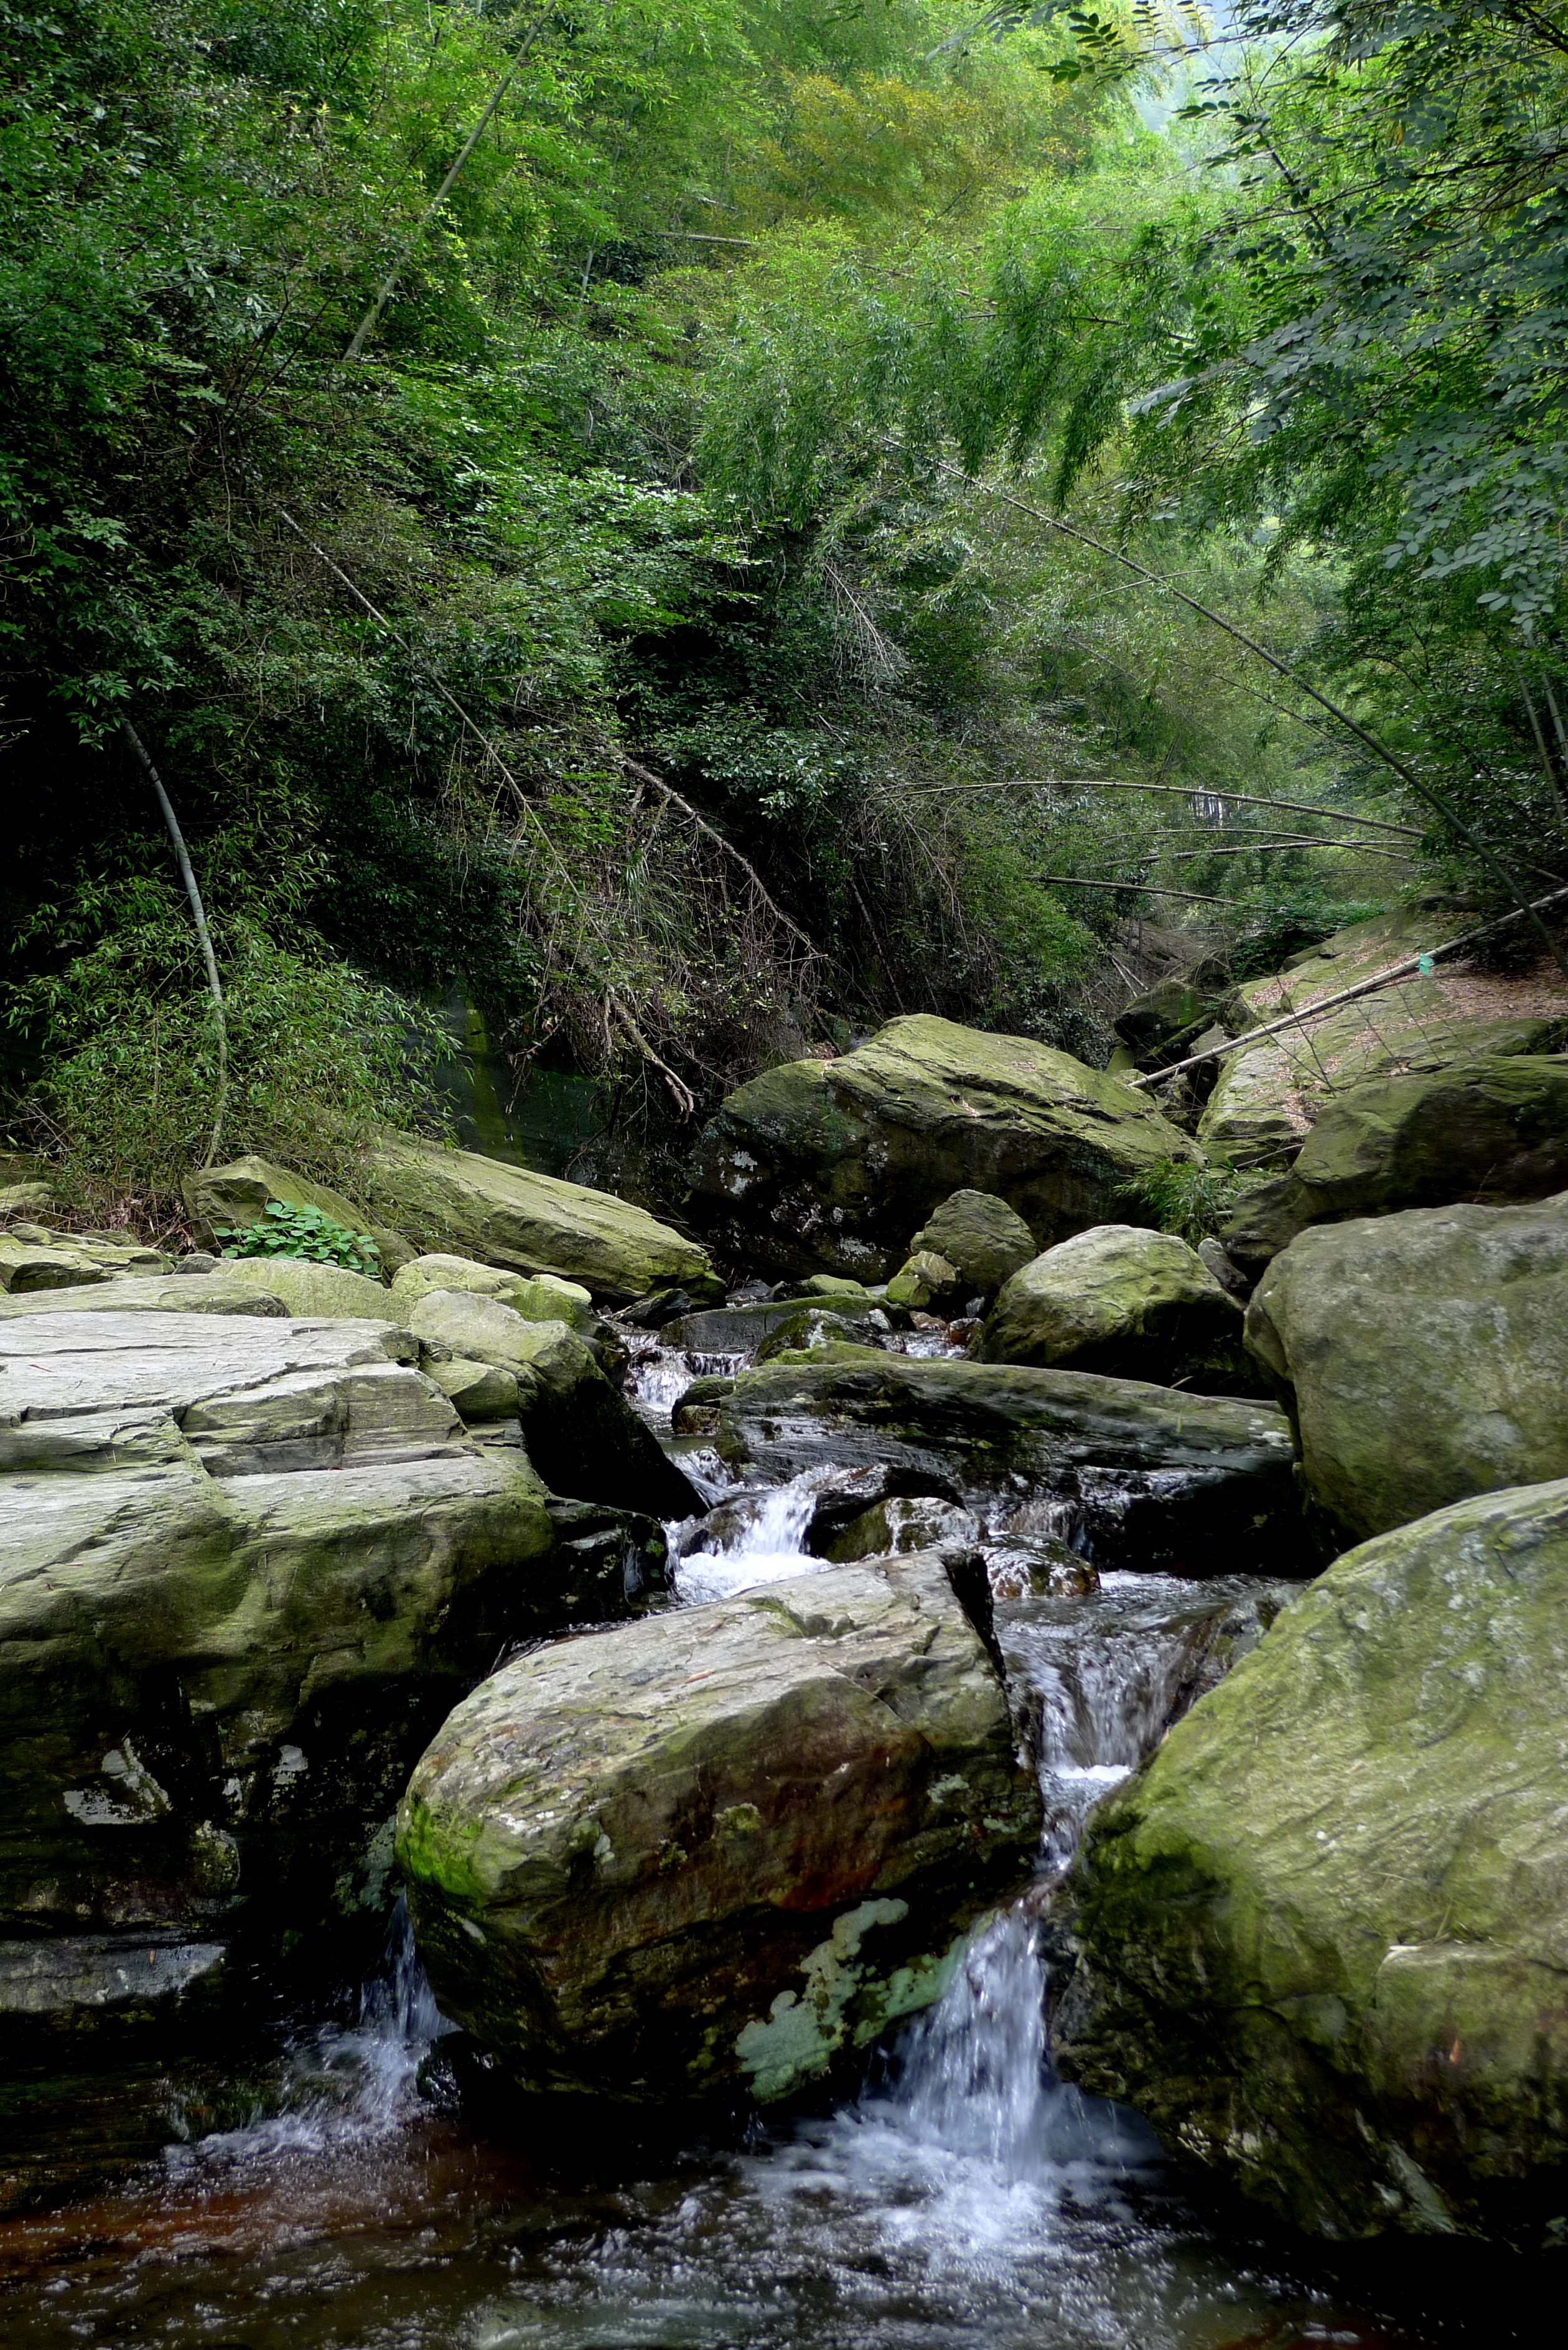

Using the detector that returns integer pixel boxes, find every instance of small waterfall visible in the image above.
[673,1471,826,1603]
[162,1898,447,2174]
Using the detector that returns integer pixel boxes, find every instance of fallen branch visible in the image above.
[892,775,1421,838]
[1127,882,1568,1091]
[120,718,229,1167]
[619,756,819,962]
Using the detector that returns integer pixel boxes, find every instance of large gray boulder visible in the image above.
[1244,1192,1568,1539]
[1052,1477,1568,2249]
[716,1354,1304,1575]
[367,1137,720,1304]
[404,1290,699,1519]
[1219,1054,1568,1275]
[0,1309,633,2056]
[688,1014,1200,1282]
[398,1550,1040,2104]
[980,1224,1249,1392]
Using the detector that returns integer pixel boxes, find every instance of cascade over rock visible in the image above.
[0,1307,634,2055]
[980,1224,1249,1392]
[686,1014,1200,1281]
[368,1136,721,1304]
[396,1550,1040,2105]
[1052,1477,1568,2249]
[1244,1190,1568,1538]
[715,1354,1303,1574]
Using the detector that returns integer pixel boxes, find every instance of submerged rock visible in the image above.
[717,1354,1303,1575]
[397,1551,1040,2105]
[981,1224,1251,1393]
[368,1137,721,1304]
[1219,1053,1568,1275]
[688,1013,1199,1281]
[1244,1191,1568,1538]
[0,1308,633,2051]
[1052,1478,1568,2249]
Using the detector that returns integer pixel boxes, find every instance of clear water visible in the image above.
[0,1321,1536,2346]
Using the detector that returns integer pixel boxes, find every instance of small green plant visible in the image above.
[1115,1158,1251,1248]
[216,1201,382,1278]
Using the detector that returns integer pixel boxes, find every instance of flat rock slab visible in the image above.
[717,1355,1302,1575]
[0,1275,289,1321]
[398,1550,1040,2105]
[1053,1477,1568,2249]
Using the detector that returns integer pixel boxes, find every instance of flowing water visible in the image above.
[0,1315,1533,2346]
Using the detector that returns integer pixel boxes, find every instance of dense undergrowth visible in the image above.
[4,2,1564,1223]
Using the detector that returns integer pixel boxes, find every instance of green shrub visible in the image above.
[1115,1158,1251,1247]
[215,1200,381,1277]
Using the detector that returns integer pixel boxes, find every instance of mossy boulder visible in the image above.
[0,1306,627,2048]
[208,1255,390,1319]
[0,1273,288,1321]
[688,1014,1200,1282]
[884,1249,964,1313]
[981,1224,1250,1393]
[397,1550,1039,2105]
[717,1354,1304,1575]
[183,1153,411,1268]
[907,1189,1037,1299]
[0,1229,169,1291]
[389,1252,596,1333]
[368,1138,720,1304]
[1244,1192,1568,1540]
[1219,1054,1568,1275]
[404,1290,699,1519]
[1052,1477,1568,2249]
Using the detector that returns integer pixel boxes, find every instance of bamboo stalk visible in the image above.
[120,719,230,1168]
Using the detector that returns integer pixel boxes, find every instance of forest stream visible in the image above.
[0,1301,1534,2350]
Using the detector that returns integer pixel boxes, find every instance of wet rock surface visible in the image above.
[397,1550,1040,2105]
[1052,1479,1568,2247]
[687,1013,1199,1281]
[1244,1189,1568,1537]
[713,1353,1304,1575]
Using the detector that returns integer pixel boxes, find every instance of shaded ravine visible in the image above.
[0,1311,1520,2347]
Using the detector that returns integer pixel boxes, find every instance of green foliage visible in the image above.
[1114,1155,1249,1245]
[215,1199,381,1275]
[6,905,447,1225]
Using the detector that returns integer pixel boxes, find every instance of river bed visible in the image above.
[0,1314,1538,2348]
